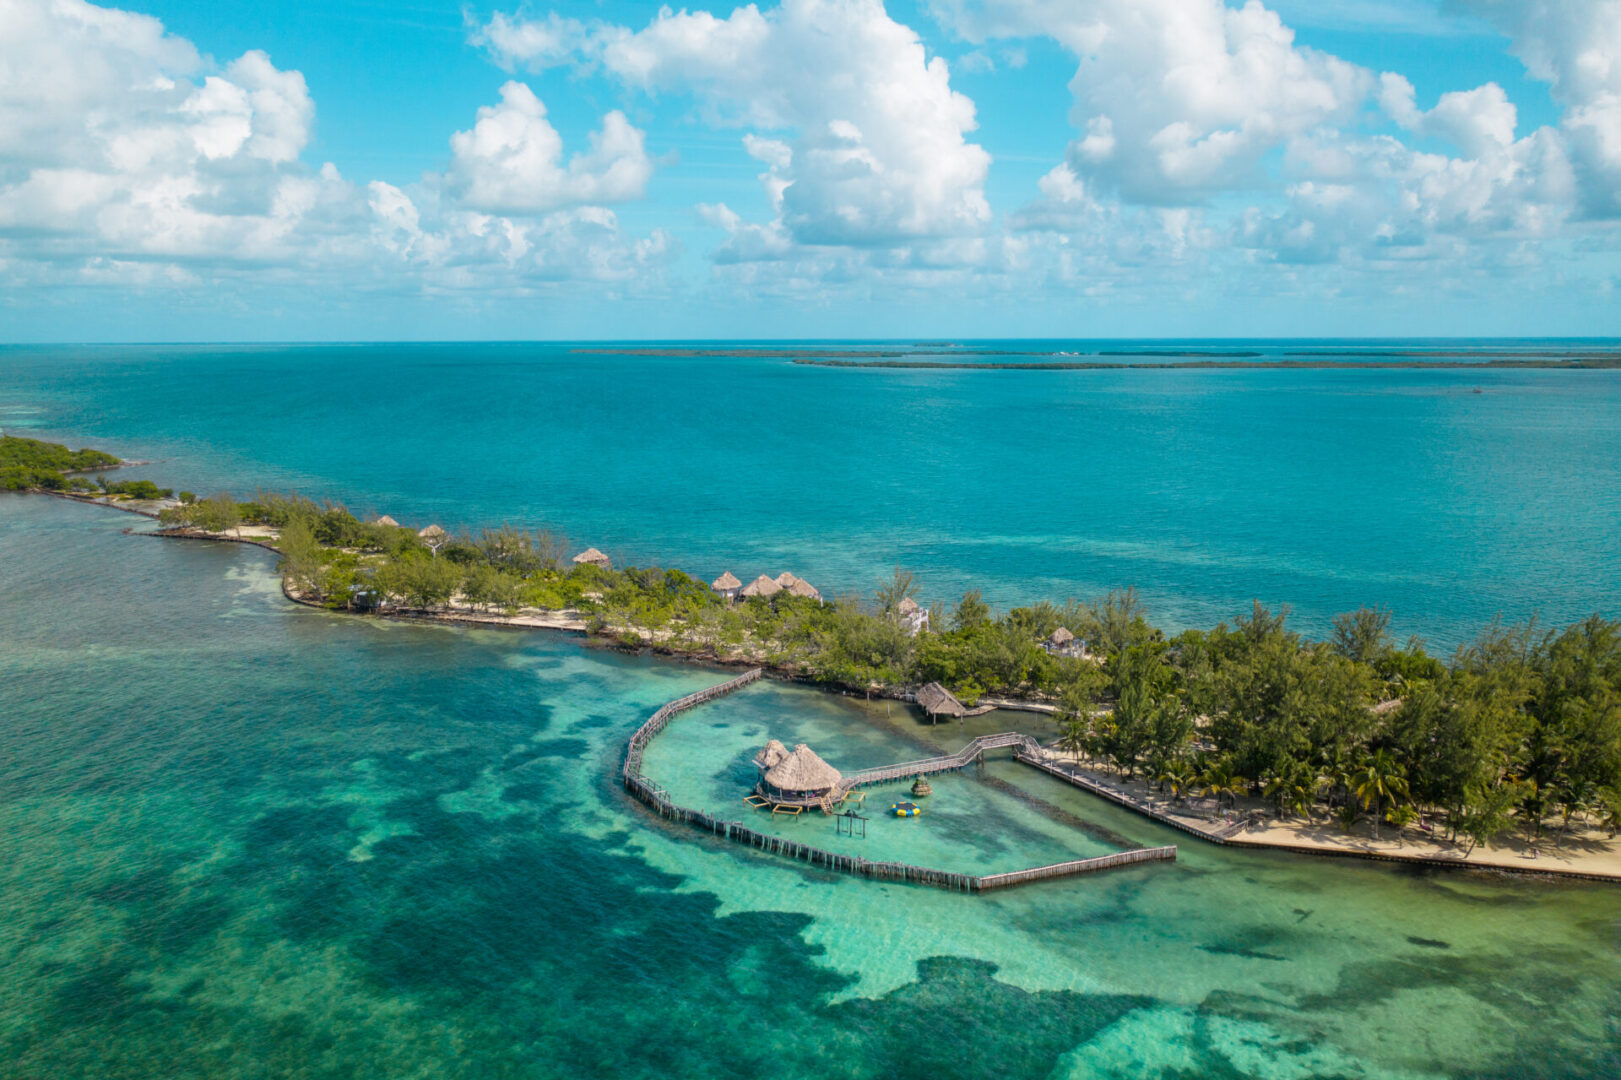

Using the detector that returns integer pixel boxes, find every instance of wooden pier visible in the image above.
[619,672,1176,893]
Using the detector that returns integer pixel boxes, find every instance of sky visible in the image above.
[2,0,1619,341]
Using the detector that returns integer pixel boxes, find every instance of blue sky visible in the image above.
[2,0,1619,340]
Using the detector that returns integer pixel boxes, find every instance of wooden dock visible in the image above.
[620,673,1175,893]
[840,731,1040,788]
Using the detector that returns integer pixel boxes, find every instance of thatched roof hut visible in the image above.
[753,738,790,770]
[897,597,920,615]
[712,570,742,591]
[418,523,446,540]
[572,547,612,569]
[761,743,842,795]
[373,514,400,528]
[740,574,782,598]
[916,681,966,721]
[786,577,822,601]
[1048,626,1075,647]
[775,572,800,588]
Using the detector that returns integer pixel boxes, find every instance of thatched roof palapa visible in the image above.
[712,570,742,591]
[787,578,821,600]
[373,515,400,528]
[740,574,782,598]
[775,572,799,588]
[572,547,612,569]
[896,597,921,615]
[418,524,446,540]
[916,681,967,718]
[1048,626,1075,646]
[753,738,789,770]
[762,743,842,793]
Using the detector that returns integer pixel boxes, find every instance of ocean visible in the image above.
[2,341,1619,1078]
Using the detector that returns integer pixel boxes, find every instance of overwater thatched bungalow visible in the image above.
[916,681,966,724]
[573,547,612,570]
[740,574,782,598]
[711,570,741,602]
[753,739,843,808]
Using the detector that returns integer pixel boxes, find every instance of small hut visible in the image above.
[897,596,929,636]
[1044,626,1083,658]
[755,741,843,807]
[373,514,400,528]
[775,572,800,589]
[740,574,782,598]
[418,523,447,556]
[916,681,966,724]
[712,570,742,602]
[786,577,823,603]
[572,547,613,570]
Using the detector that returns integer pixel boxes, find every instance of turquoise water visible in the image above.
[3,341,1619,646]
[3,495,1620,1078]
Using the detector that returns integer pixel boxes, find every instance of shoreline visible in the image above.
[33,489,1620,885]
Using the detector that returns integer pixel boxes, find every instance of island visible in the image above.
[9,433,1621,884]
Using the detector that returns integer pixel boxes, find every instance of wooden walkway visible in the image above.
[619,673,1175,893]
[840,732,1041,788]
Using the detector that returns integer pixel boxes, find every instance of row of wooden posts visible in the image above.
[620,669,1176,893]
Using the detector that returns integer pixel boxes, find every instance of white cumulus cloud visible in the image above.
[476,0,993,251]
[445,81,652,214]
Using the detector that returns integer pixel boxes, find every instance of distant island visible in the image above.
[10,433,1621,881]
[568,345,1621,369]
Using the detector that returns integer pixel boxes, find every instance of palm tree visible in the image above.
[1057,717,1088,762]
[1353,750,1410,840]
[1157,761,1196,805]
[1197,763,1248,813]
[1264,764,1319,821]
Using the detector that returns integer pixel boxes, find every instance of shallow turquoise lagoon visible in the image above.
[640,682,1122,873]
[3,495,1619,1079]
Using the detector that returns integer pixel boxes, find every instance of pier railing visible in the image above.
[619,672,1174,893]
[841,731,1040,788]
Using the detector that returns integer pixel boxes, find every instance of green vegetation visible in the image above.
[69,480,1621,854]
[0,435,119,490]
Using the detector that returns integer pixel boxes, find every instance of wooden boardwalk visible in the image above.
[620,673,1175,893]
[840,731,1040,789]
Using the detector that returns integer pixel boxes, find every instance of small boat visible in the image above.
[891,801,921,818]
[910,776,933,798]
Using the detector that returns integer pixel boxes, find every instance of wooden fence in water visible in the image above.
[620,671,1175,893]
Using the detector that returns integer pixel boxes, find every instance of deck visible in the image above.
[619,671,1175,893]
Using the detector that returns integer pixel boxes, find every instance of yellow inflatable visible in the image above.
[891,801,921,817]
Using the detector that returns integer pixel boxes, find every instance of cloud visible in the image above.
[477,0,993,250]
[1454,0,1621,217]
[934,0,1371,204]
[445,81,652,214]
[0,0,335,266]
[468,10,588,72]
[0,0,670,299]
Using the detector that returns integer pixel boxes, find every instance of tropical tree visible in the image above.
[1353,750,1410,840]
[1264,762,1319,820]
[874,568,918,616]
[1156,760,1197,804]
[1197,762,1248,812]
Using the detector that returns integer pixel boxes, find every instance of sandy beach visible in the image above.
[1033,750,1621,881]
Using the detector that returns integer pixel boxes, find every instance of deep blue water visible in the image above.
[3,340,1619,647]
